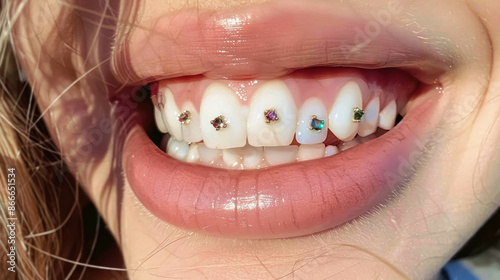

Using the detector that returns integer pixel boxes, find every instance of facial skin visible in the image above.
[12,0,500,279]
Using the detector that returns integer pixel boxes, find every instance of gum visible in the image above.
[152,67,417,113]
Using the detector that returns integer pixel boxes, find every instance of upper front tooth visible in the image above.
[358,97,380,137]
[329,81,363,141]
[378,99,397,130]
[200,83,247,149]
[161,87,183,141]
[296,98,328,144]
[247,81,297,147]
[180,101,203,143]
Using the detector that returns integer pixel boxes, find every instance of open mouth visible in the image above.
[152,67,419,168]
[118,1,450,239]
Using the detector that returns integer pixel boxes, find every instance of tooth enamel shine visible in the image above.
[200,83,247,149]
[328,81,363,141]
[247,80,297,147]
[296,97,328,144]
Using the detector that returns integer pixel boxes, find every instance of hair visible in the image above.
[0,1,89,279]
[0,1,498,279]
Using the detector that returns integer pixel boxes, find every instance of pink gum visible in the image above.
[154,68,417,112]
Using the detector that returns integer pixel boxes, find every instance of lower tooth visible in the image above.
[264,146,299,166]
[324,145,340,157]
[338,138,361,152]
[186,143,200,163]
[298,144,325,161]
[222,148,244,169]
[242,146,265,169]
[166,137,189,160]
[198,143,222,165]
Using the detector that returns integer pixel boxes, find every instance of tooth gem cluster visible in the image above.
[211,115,227,131]
[264,109,279,123]
[309,115,325,131]
[178,110,191,124]
[352,107,364,123]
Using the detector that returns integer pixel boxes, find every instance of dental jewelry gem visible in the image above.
[178,110,191,124]
[264,109,279,123]
[309,115,325,131]
[353,107,365,123]
[210,115,227,131]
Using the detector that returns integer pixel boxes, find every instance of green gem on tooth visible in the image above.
[352,107,364,123]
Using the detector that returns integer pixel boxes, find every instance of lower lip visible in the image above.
[123,96,436,239]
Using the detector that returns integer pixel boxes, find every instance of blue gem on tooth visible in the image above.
[309,115,325,131]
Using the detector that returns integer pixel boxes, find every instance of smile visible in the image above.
[117,1,449,239]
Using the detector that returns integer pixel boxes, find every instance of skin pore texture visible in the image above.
[11,0,500,279]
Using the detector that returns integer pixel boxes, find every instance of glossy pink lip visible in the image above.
[111,1,451,86]
[124,97,437,239]
[117,1,447,239]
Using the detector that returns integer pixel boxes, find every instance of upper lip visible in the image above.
[110,1,453,86]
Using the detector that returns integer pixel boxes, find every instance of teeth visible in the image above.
[242,146,265,169]
[222,148,243,169]
[329,81,363,141]
[155,78,403,169]
[296,98,328,144]
[166,137,189,161]
[186,143,200,163]
[247,81,297,147]
[162,88,183,141]
[200,83,247,149]
[198,143,222,165]
[358,97,380,137]
[324,145,340,157]
[298,144,325,161]
[338,138,361,152]
[378,100,397,130]
[180,102,203,143]
[264,146,298,166]
[154,103,169,133]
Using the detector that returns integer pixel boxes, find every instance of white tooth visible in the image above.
[298,144,325,161]
[358,97,380,137]
[329,81,363,141]
[180,102,203,143]
[264,146,298,166]
[200,83,246,149]
[378,100,397,130]
[247,81,297,147]
[242,146,265,169]
[166,137,189,160]
[324,145,340,157]
[222,148,243,169]
[186,143,200,163]
[197,143,222,165]
[154,104,169,133]
[296,98,328,144]
[162,88,183,141]
[338,138,361,152]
